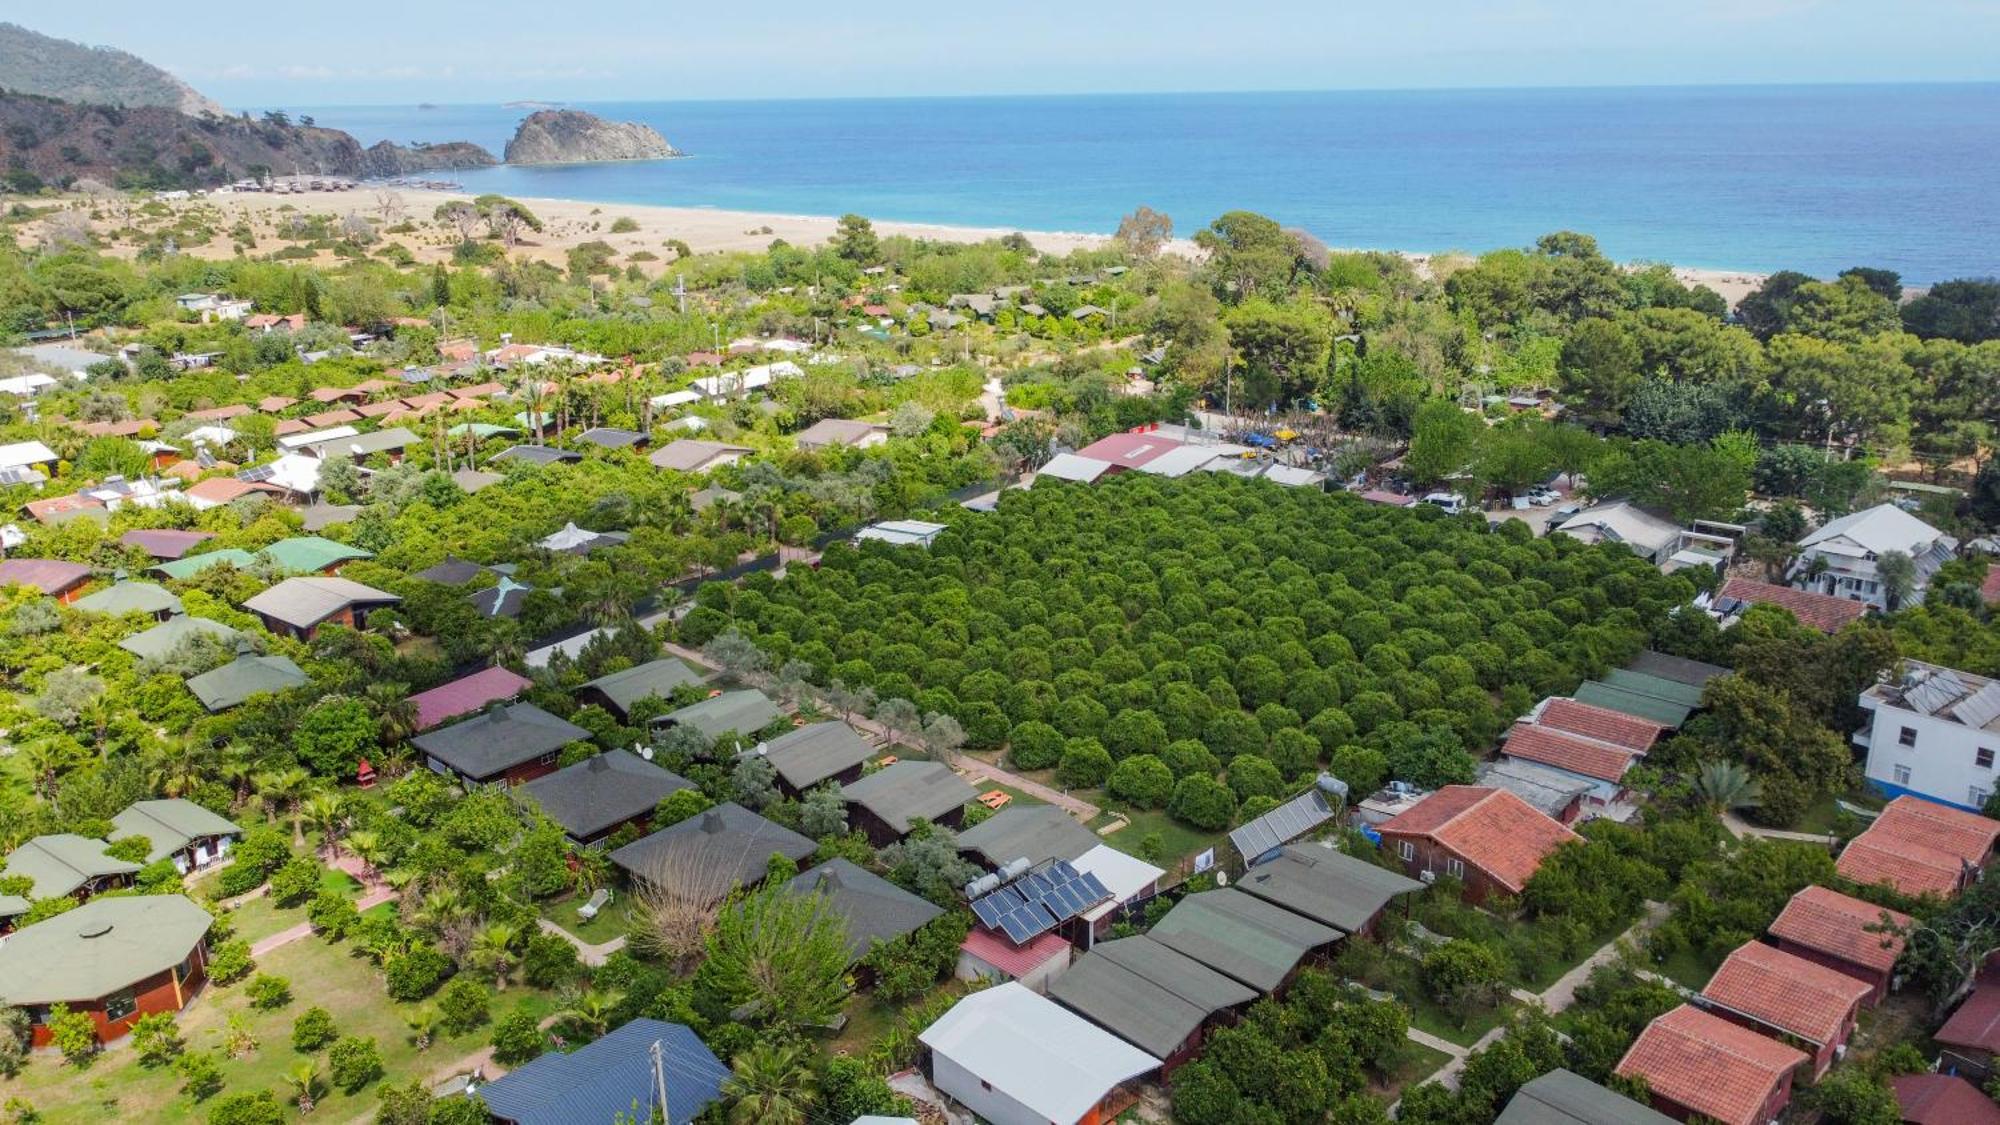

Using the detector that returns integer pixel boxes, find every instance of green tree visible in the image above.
[829,214,880,265]
[294,696,379,777]
[693,882,851,1032]
[291,1006,337,1051]
[327,1035,384,1092]
[47,1003,96,1066]
[489,1012,544,1066]
[1107,754,1175,808]
[1405,399,1484,488]
[1421,940,1509,1022]
[723,1040,821,1125]
[131,1011,184,1066]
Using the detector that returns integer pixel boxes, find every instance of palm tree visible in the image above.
[557,989,621,1039]
[344,829,384,878]
[472,923,521,990]
[284,1060,325,1114]
[412,885,467,933]
[303,791,346,861]
[723,1040,819,1125]
[256,766,312,844]
[366,682,421,747]
[402,1006,438,1051]
[1693,760,1763,817]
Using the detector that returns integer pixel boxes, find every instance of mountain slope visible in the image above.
[0,22,227,117]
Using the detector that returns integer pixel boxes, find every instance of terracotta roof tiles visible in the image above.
[1378,785,1580,894]
[1698,940,1869,1045]
[1766,885,1909,973]
[1836,797,2000,898]
[1502,723,1637,783]
[1937,984,2000,1054]
[1615,1004,1807,1125]
[1717,577,1870,634]
[1537,698,1666,753]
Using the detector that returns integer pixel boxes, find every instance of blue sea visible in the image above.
[298,85,2000,283]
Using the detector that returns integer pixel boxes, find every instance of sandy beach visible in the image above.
[55,185,1767,305]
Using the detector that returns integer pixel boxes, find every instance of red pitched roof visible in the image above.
[308,386,367,403]
[1837,797,2000,898]
[1074,431,1185,469]
[1766,885,1909,973]
[1893,1074,2000,1125]
[184,477,273,505]
[1699,940,1869,1045]
[273,419,310,436]
[183,404,252,421]
[1502,723,1637,783]
[454,382,505,399]
[1717,577,1870,634]
[304,409,363,428]
[1616,1005,1807,1125]
[960,927,1070,978]
[257,395,297,413]
[355,400,407,418]
[119,528,217,561]
[0,558,93,594]
[22,493,105,522]
[408,666,534,731]
[1537,698,1665,753]
[1378,785,1581,894]
[1937,984,2000,1054]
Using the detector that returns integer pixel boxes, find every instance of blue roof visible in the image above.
[476,1019,726,1125]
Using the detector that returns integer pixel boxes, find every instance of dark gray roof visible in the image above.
[658,689,781,742]
[476,1018,726,1125]
[1050,935,1255,1057]
[1147,888,1340,991]
[1624,650,1728,688]
[762,721,876,791]
[1233,845,1424,933]
[489,444,581,466]
[413,556,487,585]
[1496,1069,1676,1125]
[610,802,816,890]
[517,750,693,840]
[841,761,979,835]
[580,658,702,719]
[1229,780,1340,862]
[468,575,532,618]
[784,858,943,962]
[411,702,590,781]
[956,805,1101,869]
[574,427,649,449]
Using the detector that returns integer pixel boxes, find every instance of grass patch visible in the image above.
[1088,803,1223,875]
[1373,1038,1453,1096]
[1406,994,1519,1049]
[1655,946,1720,993]
[536,890,635,946]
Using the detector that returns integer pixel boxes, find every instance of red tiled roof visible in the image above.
[23,493,105,522]
[960,927,1070,978]
[1837,797,2000,898]
[355,400,407,418]
[273,419,310,436]
[1074,431,1185,469]
[1717,577,1870,634]
[183,404,252,421]
[0,558,92,594]
[119,528,217,561]
[1893,1074,2000,1125]
[304,409,363,428]
[184,478,268,504]
[308,386,366,403]
[1358,489,1416,506]
[1766,885,1909,973]
[454,382,505,399]
[1937,984,2000,1054]
[402,392,454,410]
[1877,796,2000,862]
[1502,723,1637,783]
[1378,785,1581,894]
[1616,1004,1807,1125]
[351,379,397,395]
[1836,834,1966,898]
[1538,698,1665,753]
[1699,941,1869,1045]
[408,666,534,730]
[257,395,297,413]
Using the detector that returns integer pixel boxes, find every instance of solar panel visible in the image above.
[970,884,1027,929]
[1909,670,1970,715]
[971,895,1010,929]
[1959,681,2000,730]
[237,463,277,483]
[998,903,1057,943]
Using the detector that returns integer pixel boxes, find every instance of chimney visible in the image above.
[699,810,726,835]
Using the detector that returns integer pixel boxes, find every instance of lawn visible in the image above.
[536,889,636,946]
[1372,1038,1453,1097]
[1087,805,1225,877]
[9,933,560,1124]
[1654,946,1721,993]
[219,870,365,945]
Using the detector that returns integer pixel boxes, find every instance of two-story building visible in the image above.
[1790,503,1956,610]
[1857,660,2000,810]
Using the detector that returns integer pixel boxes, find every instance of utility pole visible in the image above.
[651,1038,672,1125]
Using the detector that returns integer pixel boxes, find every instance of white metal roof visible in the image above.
[919,982,1158,1122]
[278,425,359,450]
[0,441,58,472]
[1073,844,1165,923]
[1800,503,1949,556]
[1037,453,1112,483]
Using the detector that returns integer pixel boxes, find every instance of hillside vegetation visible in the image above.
[0,22,225,116]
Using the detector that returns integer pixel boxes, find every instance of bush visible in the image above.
[521,931,582,989]
[207,939,254,985]
[175,1049,223,1100]
[307,889,359,939]
[1421,939,1509,1020]
[131,1011,184,1066]
[384,946,453,1001]
[1006,721,1064,770]
[291,1006,338,1051]
[1055,738,1114,788]
[1169,774,1237,830]
[46,1004,96,1066]
[489,1011,544,1065]
[247,974,292,1011]
[203,1089,285,1125]
[327,1035,384,1092]
[268,856,320,906]
[436,977,491,1035]
[1106,754,1175,808]
[1226,754,1284,801]
[653,787,713,828]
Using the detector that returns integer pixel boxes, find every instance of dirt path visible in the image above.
[1721,810,1838,843]
[534,917,628,967]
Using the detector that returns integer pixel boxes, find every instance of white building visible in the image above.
[919,982,1158,1125]
[175,293,253,321]
[1790,503,1956,611]
[855,520,948,548]
[1857,660,2000,812]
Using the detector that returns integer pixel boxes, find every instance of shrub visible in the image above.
[436,977,491,1035]
[489,1011,544,1065]
[521,931,582,989]
[1169,774,1237,830]
[1006,721,1064,770]
[1106,754,1174,808]
[1226,754,1284,801]
[384,946,453,1001]
[307,889,359,939]
[203,1089,285,1125]
[610,216,640,233]
[46,1004,96,1066]
[175,1049,223,1100]
[327,1035,384,1092]
[268,856,320,906]
[1055,738,1114,789]
[131,1011,184,1066]
[1421,939,1509,1020]
[291,1006,337,1051]
[207,939,254,985]
[247,974,292,1011]
[653,787,713,828]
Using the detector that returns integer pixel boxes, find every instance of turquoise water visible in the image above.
[301,85,2000,282]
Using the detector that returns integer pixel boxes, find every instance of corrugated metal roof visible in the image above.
[1496,1068,1675,1125]
[1147,888,1339,991]
[1234,845,1424,933]
[476,1018,726,1125]
[1228,783,1336,861]
[919,982,1159,1123]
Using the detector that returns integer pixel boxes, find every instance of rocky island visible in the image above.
[502,109,680,164]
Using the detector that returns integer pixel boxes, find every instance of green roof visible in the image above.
[2,834,141,898]
[659,690,782,742]
[1048,936,1254,1057]
[185,654,308,711]
[110,800,242,863]
[151,548,256,581]
[1147,888,1340,991]
[1573,681,1692,727]
[257,536,372,573]
[579,658,703,719]
[1234,845,1425,933]
[117,615,242,662]
[1495,1068,1676,1125]
[1598,668,1704,708]
[71,581,183,617]
[0,895,211,1005]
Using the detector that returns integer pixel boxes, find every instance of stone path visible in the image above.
[534,917,628,967]
[1721,810,1836,843]
[248,886,395,957]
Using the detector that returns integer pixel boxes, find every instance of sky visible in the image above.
[25,0,2000,107]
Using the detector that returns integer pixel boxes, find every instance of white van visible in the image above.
[1420,492,1468,514]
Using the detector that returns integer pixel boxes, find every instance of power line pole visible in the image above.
[651,1039,671,1125]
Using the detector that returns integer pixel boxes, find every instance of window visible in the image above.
[1974,787,1992,810]
[1900,727,1918,748]
[1446,858,1466,878]
[1894,764,1912,785]
[104,989,136,1022]
[1399,840,1415,862]
[1980,748,1995,770]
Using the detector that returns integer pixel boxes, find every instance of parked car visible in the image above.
[1421,492,1469,514]
[1526,487,1561,506]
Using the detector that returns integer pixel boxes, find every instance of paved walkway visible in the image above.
[534,917,628,967]
[1721,810,1836,843]
[249,886,395,957]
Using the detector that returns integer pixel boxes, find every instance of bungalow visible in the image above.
[241,576,399,640]
[2,834,141,899]
[1790,503,1956,611]
[648,439,753,474]
[469,575,533,619]
[1766,884,1911,1004]
[783,858,942,964]
[413,702,590,786]
[1036,453,1114,484]
[919,981,1159,1125]
[118,528,215,561]
[185,653,309,712]
[300,426,418,464]
[70,579,182,621]
[302,408,364,429]
[408,666,533,731]
[1146,887,1340,992]
[1496,1069,1674,1125]
[109,799,241,874]
[1498,722,1639,804]
[958,927,1074,992]
[1234,844,1425,939]
[1836,795,2000,899]
[653,689,782,744]
[573,427,650,451]
[609,802,815,892]
[795,417,889,450]
[411,555,487,586]
[840,760,979,846]
[22,494,105,524]
[117,614,241,662]
[1552,500,1687,565]
[181,477,284,509]
[1376,785,1581,903]
[1073,431,1186,474]
[256,535,371,575]
[1696,940,1870,1077]
[1892,1075,2000,1125]
[1616,1004,1809,1125]
[488,445,582,468]
[576,659,702,722]
[1704,576,1871,634]
[182,404,253,423]
[1934,982,2000,1082]
[306,385,368,405]
[0,895,212,1045]
[1069,844,1166,947]
[477,1018,727,1125]
[1530,697,1666,753]
[517,749,694,846]
[958,805,1101,871]
[0,440,58,479]
[0,558,93,602]
[150,548,257,581]
[1048,934,1255,1075]
[759,720,878,797]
